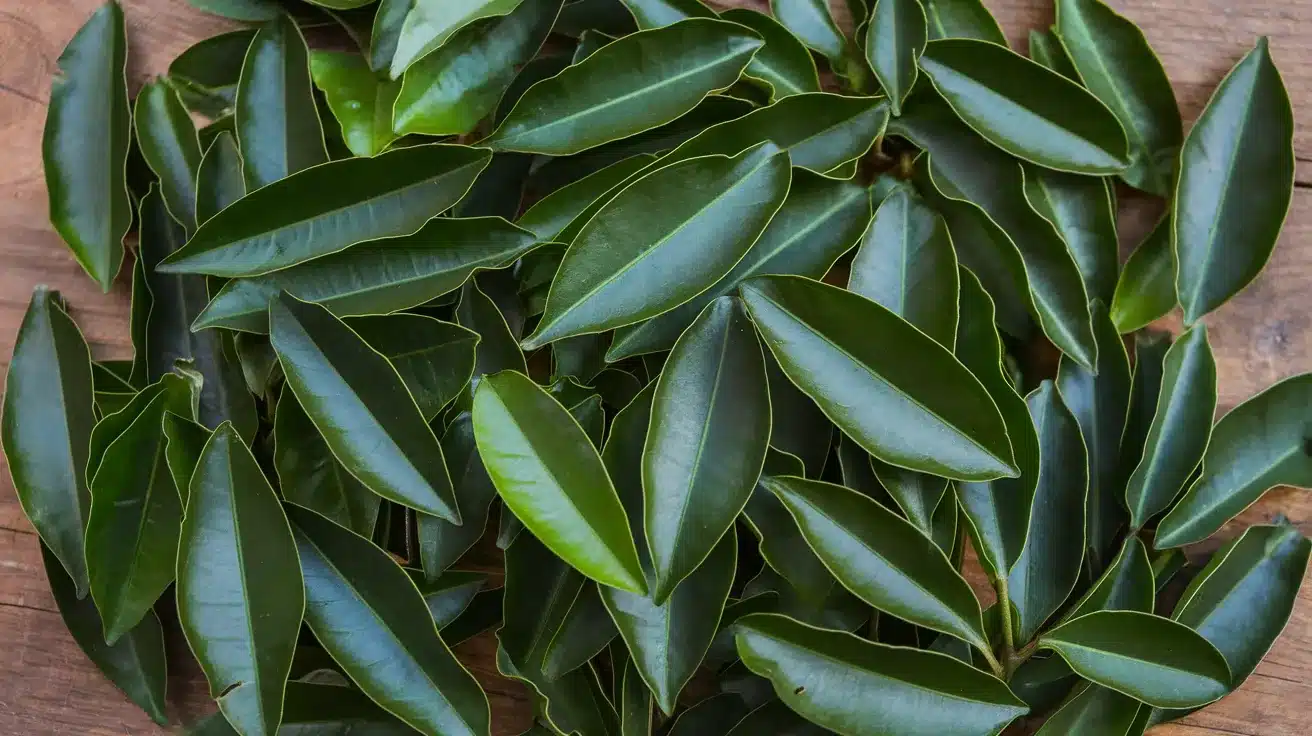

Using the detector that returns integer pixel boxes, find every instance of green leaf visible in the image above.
[158,144,490,277]
[1056,301,1130,571]
[706,592,781,670]
[765,354,835,481]
[287,505,491,735]
[274,390,381,538]
[620,0,713,28]
[1123,327,1215,530]
[168,29,252,116]
[3,288,96,596]
[236,15,328,190]
[619,659,654,736]
[720,9,822,100]
[573,29,617,62]
[666,693,750,735]
[735,613,1028,735]
[1027,29,1078,80]
[1034,682,1148,736]
[921,0,1005,44]
[763,475,991,652]
[134,80,202,231]
[388,0,527,79]
[1056,0,1183,195]
[865,0,927,115]
[740,275,1017,481]
[644,297,769,601]
[458,277,530,389]
[177,423,303,736]
[346,314,478,421]
[524,144,790,349]
[185,0,280,21]
[1006,381,1088,642]
[918,39,1130,174]
[1174,38,1294,325]
[726,699,828,736]
[443,587,504,646]
[473,370,646,593]
[770,0,845,61]
[1023,166,1119,304]
[544,582,619,678]
[849,186,958,348]
[610,170,870,362]
[266,681,416,734]
[417,413,498,578]
[87,373,191,492]
[836,435,898,511]
[270,293,460,521]
[370,0,410,73]
[196,131,246,226]
[484,19,763,155]
[552,334,609,384]
[1111,215,1174,333]
[869,458,949,533]
[43,0,130,290]
[42,541,168,725]
[309,51,401,157]
[1157,373,1312,547]
[1039,610,1231,709]
[393,0,561,136]
[1064,536,1155,622]
[412,569,487,627]
[517,154,657,241]
[162,411,212,509]
[1119,329,1171,479]
[193,216,535,332]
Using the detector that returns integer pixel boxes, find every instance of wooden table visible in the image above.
[2,1,1310,734]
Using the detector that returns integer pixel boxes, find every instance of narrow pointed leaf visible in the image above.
[196,131,246,226]
[1039,611,1231,709]
[726,700,828,736]
[721,9,821,100]
[544,582,619,678]
[417,413,499,578]
[1064,536,1155,622]
[1023,166,1119,304]
[866,0,927,115]
[770,0,845,61]
[517,154,656,241]
[162,411,213,509]
[309,51,401,157]
[134,80,202,231]
[43,0,130,290]
[666,693,750,735]
[1028,29,1077,80]
[484,19,763,155]
[1111,215,1174,333]
[740,275,1016,481]
[168,29,253,116]
[869,458,950,533]
[620,660,653,736]
[346,314,478,420]
[735,614,1027,735]
[87,374,189,490]
[458,277,529,388]
[1119,330,1171,482]
[922,0,1005,43]
[388,0,527,79]
[270,293,459,522]
[274,390,381,538]
[287,505,490,735]
[177,423,303,736]
[1035,682,1147,736]
[1174,38,1294,324]
[413,571,487,628]
[765,354,833,479]
[744,452,845,609]
[158,144,491,277]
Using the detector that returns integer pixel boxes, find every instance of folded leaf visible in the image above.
[287,505,490,735]
[1064,536,1155,623]
[721,8,821,100]
[309,51,401,157]
[740,275,1017,481]
[770,0,845,61]
[274,390,381,538]
[865,0,927,115]
[485,19,762,154]
[1023,165,1119,304]
[1039,610,1231,709]
[524,144,790,349]
[158,144,490,277]
[544,582,619,678]
[4,288,97,597]
[1034,681,1148,736]
[1157,373,1312,547]
[196,131,246,225]
[1110,215,1175,333]
[919,39,1129,174]
[347,314,478,420]
[270,293,459,522]
[177,423,303,736]
[43,0,130,290]
[388,0,527,79]
[1174,38,1294,324]
[417,413,499,579]
[922,0,1005,43]
[134,80,202,231]
[735,613,1027,735]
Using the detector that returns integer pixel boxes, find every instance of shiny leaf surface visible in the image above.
[1111,215,1175,333]
[721,8,821,100]
[309,51,401,157]
[347,314,478,421]
[417,413,499,579]
[543,582,618,678]
[922,0,1005,43]
[865,0,927,115]
[196,131,246,226]
[388,0,527,79]
[770,0,845,61]
[134,80,202,231]
[1034,682,1147,736]
[1023,165,1119,304]
[274,390,381,538]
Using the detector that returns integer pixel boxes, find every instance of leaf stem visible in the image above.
[978,641,1006,680]
[996,577,1017,677]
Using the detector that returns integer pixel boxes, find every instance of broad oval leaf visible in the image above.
[236,15,328,190]
[1056,0,1183,194]
[1034,682,1147,736]
[309,51,401,158]
[196,131,246,226]
[388,0,527,79]
[523,144,790,349]
[177,423,304,736]
[270,293,459,522]
[1110,214,1174,333]
[1063,536,1155,623]
[919,39,1129,174]
[417,413,499,579]
[1174,38,1294,325]
[472,370,646,593]
[287,505,491,735]
[3,288,96,597]
[922,0,1005,43]
[134,80,202,231]
[739,275,1016,481]
[157,144,491,277]
[516,153,656,241]
[764,475,990,652]
[1124,326,1216,530]
[735,613,1028,735]
[484,19,763,155]
[1023,165,1119,304]
[721,8,821,100]
[769,0,845,61]
[1156,373,1312,548]
[1039,610,1231,709]
[347,314,479,420]
[193,216,537,333]
[865,0,927,115]
[43,0,130,290]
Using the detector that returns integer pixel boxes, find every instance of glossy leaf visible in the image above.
[619,659,653,736]
[865,0,927,115]
[134,80,202,231]
[347,314,478,420]
[1157,373,1312,547]
[620,0,712,28]
[236,15,328,190]
[1034,682,1147,736]
[516,154,656,241]
[44,0,130,290]
[186,0,279,21]
[288,505,490,735]
[87,374,190,491]
[485,19,763,154]
[458,277,529,388]
[740,275,1017,481]
[394,0,561,136]
[472,370,646,593]
[162,411,213,510]
[1056,0,1183,194]
[4,288,96,596]
[770,0,845,61]
[1064,536,1155,622]
[524,144,790,349]
[168,29,252,116]
[1174,38,1294,324]
[921,0,1005,43]
[196,131,246,225]
[735,614,1027,735]
[721,8,821,100]
[544,582,618,678]
[918,39,1130,174]
[388,0,527,79]
[158,144,490,277]
[193,216,535,333]
[309,51,400,158]
[1023,165,1119,304]
[177,423,304,736]
[417,414,498,579]
[666,693,750,735]
[1111,215,1175,333]
[274,390,381,538]
[1039,610,1231,709]
[270,293,459,522]
[869,458,949,533]
[1028,29,1077,80]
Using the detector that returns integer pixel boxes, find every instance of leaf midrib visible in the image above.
[1053,639,1220,685]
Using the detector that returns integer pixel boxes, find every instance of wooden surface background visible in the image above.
[1,0,1310,734]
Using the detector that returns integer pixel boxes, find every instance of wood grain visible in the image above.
[0,1,1309,734]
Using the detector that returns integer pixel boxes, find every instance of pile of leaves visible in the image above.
[8,0,1310,733]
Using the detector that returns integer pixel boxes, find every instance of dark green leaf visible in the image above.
[721,8,822,100]
[168,29,252,117]
[185,0,280,21]
[1028,29,1077,80]
[705,593,780,670]
[544,582,619,679]
[1064,536,1155,622]
[1034,681,1147,736]
[573,29,617,62]
[87,372,194,492]
[1009,654,1078,714]
[725,699,828,736]
[196,131,246,226]
[666,693,750,735]
[865,0,927,115]
[417,413,498,578]
[387,0,527,79]
[162,411,212,510]
[134,80,202,231]
[442,587,505,646]
[409,568,487,627]
[619,659,653,736]
[309,51,401,158]
[921,0,1005,44]
[620,0,713,28]
[458,277,529,392]
[770,0,845,61]
[765,351,833,480]
[1023,165,1119,304]
[1110,215,1175,333]
[347,314,478,421]
[516,154,656,241]
[275,681,416,734]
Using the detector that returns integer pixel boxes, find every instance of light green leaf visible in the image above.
[388,0,527,79]
[309,51,401,157]
[196,131,246,226]
[922,0,1005,43]
[865,0,927,115]
[1023,165,1119,304]
[417,413,498,579]
[134,80,202,231]
[721,8,822,100]
[1111,214,1174,333]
